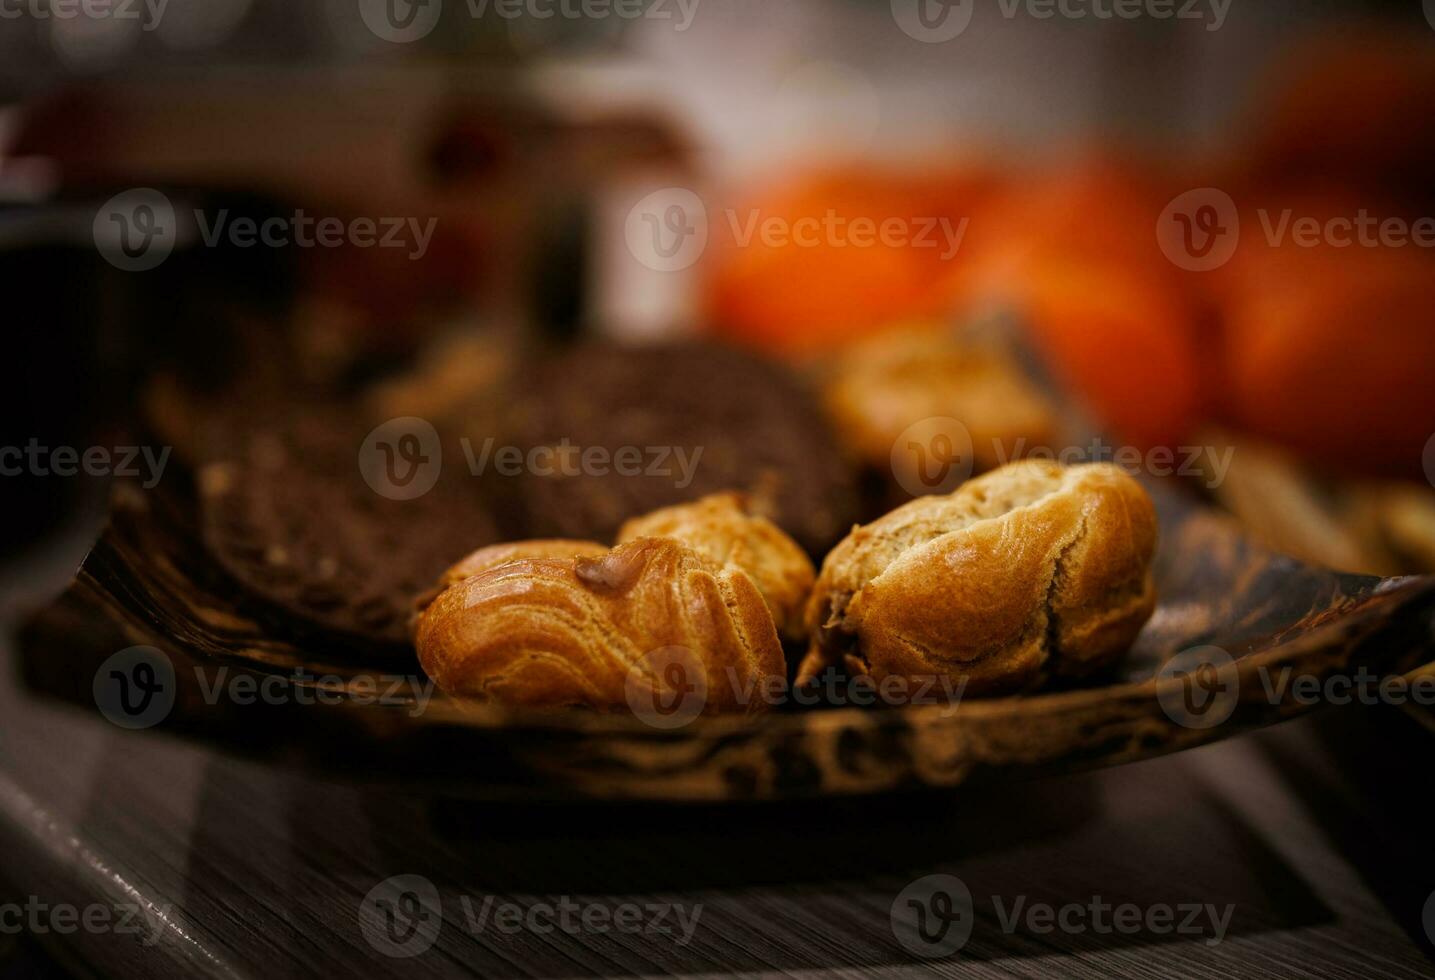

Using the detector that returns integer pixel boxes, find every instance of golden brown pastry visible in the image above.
[415,537,784,712]
[798,460,1157,696]
[616,493,816,641]
[822,325,1061,481]
[434,539,610,591]
[410,539,609,634]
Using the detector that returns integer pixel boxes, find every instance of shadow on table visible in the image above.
[51,709,1348,977]
[1259,706,1435,967]
[302,752,1333,975]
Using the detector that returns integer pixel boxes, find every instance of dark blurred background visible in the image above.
[4,0,1435,573]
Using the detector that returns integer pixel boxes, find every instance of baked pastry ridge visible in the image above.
[800,460,1157,695]
[617,492,816,641]
[415,536,784,711]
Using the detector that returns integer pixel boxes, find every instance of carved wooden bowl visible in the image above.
[23,476,1435,802]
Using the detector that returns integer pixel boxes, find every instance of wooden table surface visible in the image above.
[2,541,1434,979]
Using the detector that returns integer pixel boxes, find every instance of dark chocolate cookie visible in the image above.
[199,414,498,648]
[498,341,858,555]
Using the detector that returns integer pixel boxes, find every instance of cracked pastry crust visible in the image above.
[414,536,785,710]
[797,460,1157,696]
[616,493,816,642]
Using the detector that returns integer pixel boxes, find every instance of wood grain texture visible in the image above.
[2,631,1434,979]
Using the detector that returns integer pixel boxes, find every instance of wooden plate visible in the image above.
[20,475,1435,803]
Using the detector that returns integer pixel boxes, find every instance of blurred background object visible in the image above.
[3,0,1435,577]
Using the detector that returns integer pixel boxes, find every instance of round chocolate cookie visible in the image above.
[498,341,858,555]
[199,415,498,649]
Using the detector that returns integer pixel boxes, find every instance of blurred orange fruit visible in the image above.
[955,159,1184,296]
[703,165,999,356]
[945,161,1206,449]
[1015,259,1203,451]
[1218,242,1435,477]
[1242,32,1435,197]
